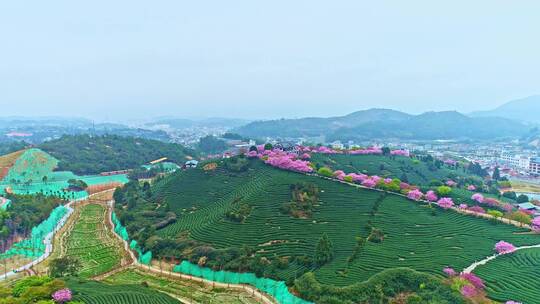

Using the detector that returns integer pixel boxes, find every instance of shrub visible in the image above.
[317,167,334,178]
[436,186,452,196]
[487,210,503,218]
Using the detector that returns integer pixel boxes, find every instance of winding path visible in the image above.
[463,243,540,274]
[1,191,112,280]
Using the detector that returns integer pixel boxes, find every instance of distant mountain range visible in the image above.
[235,108,530,141]
[471,95,540,124]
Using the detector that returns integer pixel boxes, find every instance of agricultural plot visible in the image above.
[310,153,471,186]
[474,247,540,304]
[153,161,540,287]
[104,268,263,304]
[63,203,121,278]
[67,279,180,304]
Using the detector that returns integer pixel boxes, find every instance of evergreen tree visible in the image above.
[517,194,529,204]
[314,233,334,267]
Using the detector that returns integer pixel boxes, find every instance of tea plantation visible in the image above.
[67,279,180,304]
[310,153,472,186]
[152,159,539,287]
[63,203,122,278]
[474,247,540,304]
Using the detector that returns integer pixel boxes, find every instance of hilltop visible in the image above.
[471,95,540,124]
[39,134,194,175]
[234,108,410,138]
[235,109,526,140]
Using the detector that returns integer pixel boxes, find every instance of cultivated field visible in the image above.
[67,278,180,304]
[63,203,122,278]
[152,160,539,286]
[474,247,540,304]
[310,153,472,186]
[104,268,263,304]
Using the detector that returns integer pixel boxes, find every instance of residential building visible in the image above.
[530,158,540,175]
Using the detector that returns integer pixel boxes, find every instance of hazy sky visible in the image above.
[1,1,539,121]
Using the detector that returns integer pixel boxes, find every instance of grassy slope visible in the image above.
[474,248,540,303]
[310,153,471,186]
[152,159,539,287]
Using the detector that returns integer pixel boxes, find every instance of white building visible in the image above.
[500,152,531,171]
[331,141,344,150]
[530,158,540,175]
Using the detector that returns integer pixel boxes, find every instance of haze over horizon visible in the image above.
[1,1,539,121]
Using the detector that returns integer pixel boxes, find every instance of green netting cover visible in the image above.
[139,251,152,265]
[0,148,128,200]
[0,205,68,260]
[111,211,153,265]
[173,261,313,304]
[2,149,58,184]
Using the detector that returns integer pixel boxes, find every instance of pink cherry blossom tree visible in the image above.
[443,267,456,277]
[494,241,517,255]
[468,205,486,214]
[407,189,423,201]
[362,178,377,188]
[425,190,438,202]
[471,193,484,203]
[437,197,454,209]
[461,285,477,298]
[460,273,485,290]
[446,180,457,187]
[52,289,72,303]
[532,217,540,231]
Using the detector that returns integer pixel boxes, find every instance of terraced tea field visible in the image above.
[152,161,540,287]
[104,268,263,304]
[67,279,180,304]
[63,203,122,278]
[310,153,471,186]
[474,247,540,303]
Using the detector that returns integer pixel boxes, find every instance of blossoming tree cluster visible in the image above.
[442,268,487,299]
[494,241,517,255]
[296,145,410,156]
[52,289,72,303]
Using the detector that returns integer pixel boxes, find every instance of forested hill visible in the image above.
[234,108,410,138]
[235,109,527,140]
[39,134,194,175]
[329,111,526,141]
